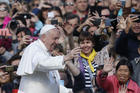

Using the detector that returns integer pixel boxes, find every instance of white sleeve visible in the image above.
[35,51,65,72]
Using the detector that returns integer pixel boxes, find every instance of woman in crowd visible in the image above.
[75,31,103,92]
[97,57,140,93]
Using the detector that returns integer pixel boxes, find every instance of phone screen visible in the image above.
[5,66,14,72]
[48,12,54,19]
[120,0,125,7]
[105,19,111,26]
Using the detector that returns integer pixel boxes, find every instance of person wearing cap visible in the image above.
[16,24,81,93]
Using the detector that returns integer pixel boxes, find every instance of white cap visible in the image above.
[39,24,56,35]
[0,0,9,4]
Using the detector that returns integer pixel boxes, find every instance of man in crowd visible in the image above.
[17,24,81,93]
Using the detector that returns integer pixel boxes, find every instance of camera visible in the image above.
[9,19,19,31]
[19,13,32,19]
[91,18,101,26]
[92,18,112,26]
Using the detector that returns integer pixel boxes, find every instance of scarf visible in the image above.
[80,49,96,73]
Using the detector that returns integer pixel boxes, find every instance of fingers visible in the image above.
[0,47,6,54]
[22,35,32,44]
[72,47,81,55]
[70,47,81,58]
[119,85,127,93]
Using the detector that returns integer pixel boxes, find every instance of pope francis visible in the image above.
[16,25,81,93]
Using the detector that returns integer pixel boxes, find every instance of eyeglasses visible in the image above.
[65,2,74,6]
[32,4,39,7]
[0,8,7,12]
[101,15,110,18]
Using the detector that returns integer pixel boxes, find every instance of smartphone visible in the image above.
[105,19,111,26]
[120,0,125,7]
[111,19,118,31]
[48,12,54,19]
[2,66,18,72]
[51,20,58,25]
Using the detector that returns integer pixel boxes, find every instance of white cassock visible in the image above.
[17,39,65,93]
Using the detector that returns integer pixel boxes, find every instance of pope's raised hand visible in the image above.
[64,47,81,62]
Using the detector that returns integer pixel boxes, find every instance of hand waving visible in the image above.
[103,57,114,73]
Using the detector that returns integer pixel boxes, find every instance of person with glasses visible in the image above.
[74,0,89,23]
[101,7,111,19]
[31,0,40,10]
[64,0,75,14]
[0,2,11,29]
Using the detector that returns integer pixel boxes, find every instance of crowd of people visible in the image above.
[0,0,140,93]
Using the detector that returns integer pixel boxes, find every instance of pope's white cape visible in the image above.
[16,39,65,93]
[17,39,65,75]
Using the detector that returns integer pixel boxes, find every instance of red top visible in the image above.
[96,71,140,93]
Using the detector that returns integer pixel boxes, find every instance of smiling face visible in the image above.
[76,0,88,12]
[0,4,8,18]
[43,28,60,52]
[88,26,98,36]
[80,39,93,56]
[116,65,130,84]
[132,22,140,34]
[65,0,75,13]
[79,31,94,56]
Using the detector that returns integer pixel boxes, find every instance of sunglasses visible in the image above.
[32,4,39,7]
[65,2,74,6]
[0,8,7,12]
[101,15,110,18]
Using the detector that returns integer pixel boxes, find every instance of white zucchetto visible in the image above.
[39,24,56,35]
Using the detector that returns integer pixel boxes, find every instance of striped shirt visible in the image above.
[80,58,98,88]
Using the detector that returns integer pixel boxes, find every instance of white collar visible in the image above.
[38,39,49,52]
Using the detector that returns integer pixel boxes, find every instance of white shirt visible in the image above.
[17,39,65,93]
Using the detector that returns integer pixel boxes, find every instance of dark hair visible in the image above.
[74,0,88,2]
[7,53,21,65]
[116,57,133,76]
[37,3,53,24]
[64,13,80,24]
[0,2,10,12]
[16,27,32,36]
[49,6,63,19]
[54,44,64,53]
[78,31,94,44]
[14,16,27,26]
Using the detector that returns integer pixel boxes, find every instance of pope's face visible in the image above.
[44,28,60,52]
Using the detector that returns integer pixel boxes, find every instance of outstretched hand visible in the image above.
[103,57,114,73]
[64,47,81,62]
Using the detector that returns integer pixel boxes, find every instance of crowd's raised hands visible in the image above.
[103,57,114,73]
